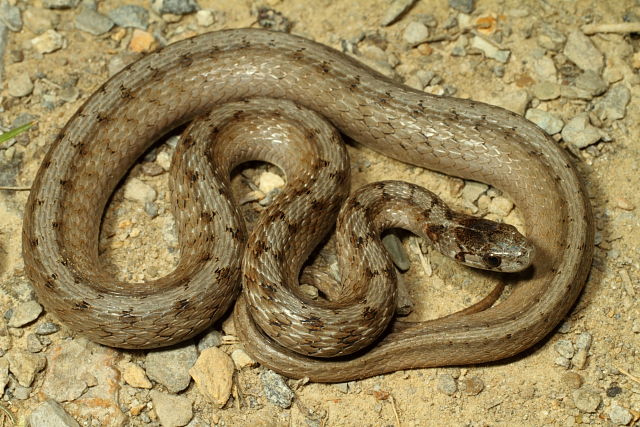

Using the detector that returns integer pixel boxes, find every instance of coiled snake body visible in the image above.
[22,29,593,382]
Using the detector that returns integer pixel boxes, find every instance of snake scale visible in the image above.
[22,29,593,382]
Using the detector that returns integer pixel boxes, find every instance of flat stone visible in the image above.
[380,0,417,26]
[470,36,510,63]
[461,375,484,396]
[608,404,633,425]
[531,81,560,100]
[0,1,22,31]
[554,339,575,359]
[564,30,604,74]
[23,8,59,34]
[437,373,457,395]
[595,83,630,121]
[258,171,284,194]
[108,5,149,30]
[75,7,114,35]
[230,349,256,369]
[572,387,601,413]
[6,349,46,387]
[189,347,234,407]
[36,321,60,335]
[152,0,200,15]
[461,181,488,203]
[129,29,155,53]
[124,178,157,204]
[449,0,474,13]
[403,21,430,46]
[260,370,294,408]
[574,70,608,97]
[494,89,530,115]
[122,362,152,389]
[7,73,33,97]
[31,29,65,54]
[488,196,514,217]
[7,300,42,327]
[561,114,603,149]
[146,343,197,393]
[43,0,79,9]
[525,109,564,135]
[195,9,215,27]
[28,400,80,427]
[150,390,193,427]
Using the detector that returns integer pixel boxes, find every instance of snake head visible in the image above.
[443,216,535,273]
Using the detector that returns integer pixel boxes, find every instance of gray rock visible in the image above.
[403,21,430,46]
[437,373,457,395]
[108,5,149,30]
[563,30,604,73]
[380,0,417,26]
[537,25,566,51]
[7,300,42,327]
[595,84,630,121]
[470,36,510,63]
[572,387,601,413]
[553,339,575,359]
[608,404,633,425]
[6,349,46,387]
[461,181,488,204]
[7,73,33,97]
[146,344,197,392]
[260,370,294,408]
[124,178,157,204]
[28,400,80,426]
[75,7,114,35]
[449,0,474,13]
[31,29,65,54]
[382,233,410,271]
[43,0,79,8]
[531,81,560,100]
[152,0,199,15]
[525,109,563,135]
[27,333,44,353]
[150,390,193,427]
[59,86,80,103]
[561,114,603,149]
[196,329,223,351]
[0,0,22,31]
[575,332,593,350]
[494,89,530,115]
[12,382,31,399]
[574,70,608,97]
[36,321,60,335]
[23,8,60,34]
[531,56,557,83]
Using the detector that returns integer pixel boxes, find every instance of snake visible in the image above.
[21,28,593,382]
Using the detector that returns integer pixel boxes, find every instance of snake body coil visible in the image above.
[22,29,593,381]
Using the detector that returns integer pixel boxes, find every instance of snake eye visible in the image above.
[482,255,502,268]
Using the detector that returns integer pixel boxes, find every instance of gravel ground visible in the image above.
[0,0,639,426]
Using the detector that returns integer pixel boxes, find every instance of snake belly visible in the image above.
[22,29,593,378]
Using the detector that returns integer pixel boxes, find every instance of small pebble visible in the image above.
[260,370,294,409]
[615,198,635,211]
[26,334,44,353]
[28,400,80,427]
[574,70,608,97]
[572,387,601,413]
[608,404,633,425]
[124,178,157,204]
[437,373,457,395]
[461,181,488,204]
[231,349,256,369]
[594,84,630,121]
[189,347,234,407]
[129,29,156,53]
[449,0,474,13]
[150,390,193,427]
[6,350,46,387]
[403,21,430,46]
[196,9,215,27]
[573,332,592,369]
[8,300,42,327]
[470,36,510,63]
[461,376,484,396]
[561,372,584,389]
[35,321,60,335]
[122,362,152,389]
[525,109,564,135]
[555,356,571,369]
[563,30,604,74]
[7,73,33,97]
[380,0,417,26]
[31,29,65,54]
[153,0,200,15]
[108,5,150,30]
[382,233,410,271]
[43,0,79,9]
[494,90,530,115]
[197,329,223,351]
[487,196,514,217]
[531,81,561,100]
[258,171,284,194]
[156,150,172,171]
[23,8,59,34]
[554,339,575,359]
[561,114,603,149]
[74,7,114,35]
[146,344,197,393]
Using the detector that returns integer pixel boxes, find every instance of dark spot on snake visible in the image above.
[260,282,277,295]
[173,299,190,311]
[286,220,300,235]
[301,315,324,331]
[506,333,512,339]
[215,266,230,280]
[187,169,200,182]
[179,54,193,67]
[363,267,375,279]
[95,113,109,123]
[251,240,270,257]
[51,221,60,229]
[119,85,134,99]
[30,238,38,247]
[200,211,215,222]
[425,224,444,243]
[74,300,90,310]
[362,306,377,321]
[355,236,365,248]
[44,281,55,290]
[200,253,212,262]
[321,61,330,73]
[455,252,467,263]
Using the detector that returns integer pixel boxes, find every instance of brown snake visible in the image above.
[22,29,594,382]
